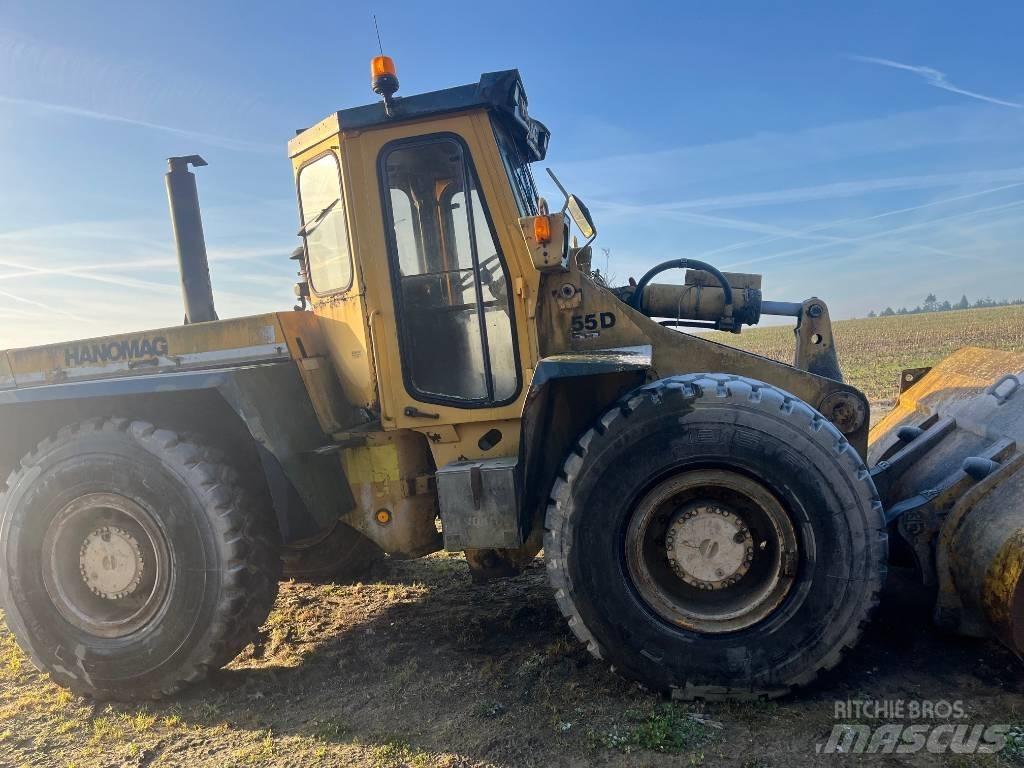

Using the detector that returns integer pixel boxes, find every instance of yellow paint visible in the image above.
[289,106,544,465]
[420,419,521,467]
[5,313,296,385]
[339,430,439,557]
[276,310,329,358]
[341,442,401,486]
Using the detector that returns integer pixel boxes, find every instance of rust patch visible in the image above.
[983,527,1024,652]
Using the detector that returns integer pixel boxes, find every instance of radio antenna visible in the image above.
[373,15,384,56]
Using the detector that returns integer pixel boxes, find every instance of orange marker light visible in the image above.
[533,215,552,245]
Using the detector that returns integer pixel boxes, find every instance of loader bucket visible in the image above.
[868,347,1024,657]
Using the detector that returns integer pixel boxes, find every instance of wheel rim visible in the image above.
[625,469,798,633]
[41,493,171,638]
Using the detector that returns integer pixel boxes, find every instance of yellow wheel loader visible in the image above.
[0,59,1020,701]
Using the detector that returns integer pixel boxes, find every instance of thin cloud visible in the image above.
[0,94,277,154]
[848,55,1022,109]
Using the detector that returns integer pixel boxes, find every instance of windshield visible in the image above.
[491,118,539,217]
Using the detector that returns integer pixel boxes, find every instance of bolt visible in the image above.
[733,531,746,543]
[808,304,824,318]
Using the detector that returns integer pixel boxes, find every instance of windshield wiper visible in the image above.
[297,198,340,238]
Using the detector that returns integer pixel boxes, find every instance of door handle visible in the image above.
[403,406,440,420]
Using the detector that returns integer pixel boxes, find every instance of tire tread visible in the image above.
[543,374,886,700]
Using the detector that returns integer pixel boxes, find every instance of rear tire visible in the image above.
[0,418,281,700]
[281,520,384,583]
[544,374,887,698]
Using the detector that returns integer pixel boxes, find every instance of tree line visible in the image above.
[868,293,1024,318]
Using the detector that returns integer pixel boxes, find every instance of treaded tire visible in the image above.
[544,374,887,699]
[179,437,381,585]
[0,418,281,700]
[282,520,384,583]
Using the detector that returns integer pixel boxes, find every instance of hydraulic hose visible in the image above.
[629,259,734,316]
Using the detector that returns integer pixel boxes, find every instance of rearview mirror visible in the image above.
[566,195,596,243]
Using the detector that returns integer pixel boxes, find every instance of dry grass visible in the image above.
[1,307,1023,766]
[709,305,1024,407]
[1,563,1021,767]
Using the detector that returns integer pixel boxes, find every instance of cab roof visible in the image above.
[288,69,549,162]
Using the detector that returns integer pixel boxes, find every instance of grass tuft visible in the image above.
[592,704,718,754]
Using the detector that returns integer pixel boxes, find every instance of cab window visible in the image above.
[492,118,539,216]
[298,152,352,293]
[380,135,519,406]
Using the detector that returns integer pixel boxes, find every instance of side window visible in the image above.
[298,153,352,293]
[381,136,519,406]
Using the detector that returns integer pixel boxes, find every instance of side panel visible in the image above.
[278,309,364,433]
[339,431,440,557]
[6,313,292,387]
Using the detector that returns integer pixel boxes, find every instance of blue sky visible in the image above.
[1,1,1023,347]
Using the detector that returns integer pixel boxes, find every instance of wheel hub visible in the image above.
[79,526,144,599]
[41,492,170,638]
[666,504,753,589]
[624,469,799,633]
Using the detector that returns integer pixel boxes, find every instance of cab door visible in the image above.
[379,132,520,408]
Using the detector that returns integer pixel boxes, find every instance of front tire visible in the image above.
[544,374,887,698]
[0,418,281,700]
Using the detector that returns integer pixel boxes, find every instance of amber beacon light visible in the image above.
[371,56,400,101]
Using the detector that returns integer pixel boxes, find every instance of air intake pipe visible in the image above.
[165,155,218,324]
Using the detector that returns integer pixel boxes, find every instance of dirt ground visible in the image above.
[3,321,1024,767]
[1,551,1022,768]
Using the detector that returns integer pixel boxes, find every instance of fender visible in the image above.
[0,362,352,542]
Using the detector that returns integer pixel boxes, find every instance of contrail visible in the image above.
[0,287,86,322]
[725,198,1024,269]
[0,94,278,154]
[848,55,1022,109]
[698,181,1024,261]
[650,168,1024,212]
[591,200,845,243]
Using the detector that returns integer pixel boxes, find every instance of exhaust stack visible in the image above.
[165,155,218,324]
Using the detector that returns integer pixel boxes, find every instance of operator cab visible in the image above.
[288,65,552,424]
